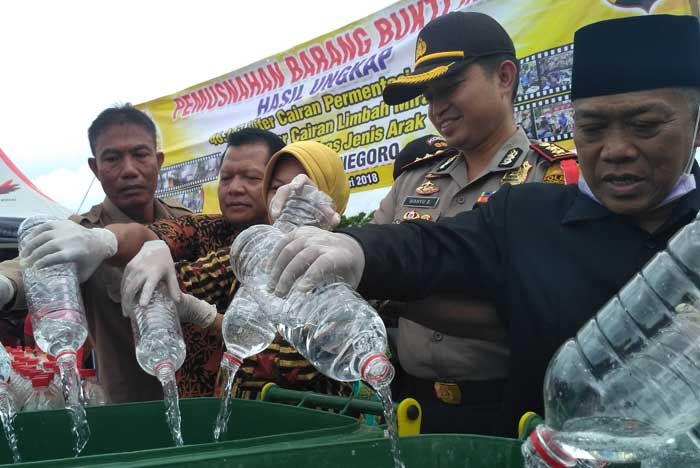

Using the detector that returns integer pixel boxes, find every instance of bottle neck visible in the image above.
[221,352,243,372]
[529,426,579,468]
[154,361,175,384]
[359,353,394,389]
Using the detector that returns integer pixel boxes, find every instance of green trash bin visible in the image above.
[15,434,520,468]
[0,397,376,466]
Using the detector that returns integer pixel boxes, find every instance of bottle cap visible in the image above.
[31,375,52,388]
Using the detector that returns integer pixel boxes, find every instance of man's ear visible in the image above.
[497,60,517,99]
[88,158,99,179]
[156,151,165,169]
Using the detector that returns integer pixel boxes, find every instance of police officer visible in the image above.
[371,11,577,434]
[267,14,700,437]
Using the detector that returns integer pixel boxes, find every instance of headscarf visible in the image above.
[262,141,349,214]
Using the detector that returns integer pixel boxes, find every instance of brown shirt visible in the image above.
[372,128,576,381]
[0,198,191,403]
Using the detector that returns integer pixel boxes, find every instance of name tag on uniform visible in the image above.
[402,196,439,208]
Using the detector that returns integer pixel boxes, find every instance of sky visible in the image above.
[0,0,396,214]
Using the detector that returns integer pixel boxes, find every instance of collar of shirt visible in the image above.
[449,127,531,190]
[563,165,700,226]
[100,197,173,224]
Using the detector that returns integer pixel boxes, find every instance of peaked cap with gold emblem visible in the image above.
[383,11,516,105]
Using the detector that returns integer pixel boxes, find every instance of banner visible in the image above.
[138,0,694,215]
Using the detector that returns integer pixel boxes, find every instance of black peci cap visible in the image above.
[571,14,700,100]
[393,135,452,179]
[383,12,516,105]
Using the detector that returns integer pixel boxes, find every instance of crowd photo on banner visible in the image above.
[3,0,700,465]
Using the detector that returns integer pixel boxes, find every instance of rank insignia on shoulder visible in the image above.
[530,142,577,162]
[498,148,523,168]
[416,180,440,195]
[399,148,459,173]
[435,154,458,173]
[475,191,493,205]
[420,214,432,221]
[500,161,532,186]
[402,210,421,220]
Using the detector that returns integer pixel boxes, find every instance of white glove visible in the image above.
[268,174,341,230]
[176,293,218,328]
[0,275,14,309]
[19,220,117,283]
[121,240,181,310]
[267,226,365,296]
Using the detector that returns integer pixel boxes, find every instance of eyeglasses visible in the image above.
[423,78,468,103]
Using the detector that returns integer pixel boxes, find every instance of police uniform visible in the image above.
[372,128,577,434]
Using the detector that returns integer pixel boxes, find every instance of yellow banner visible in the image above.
[139,0,693,214]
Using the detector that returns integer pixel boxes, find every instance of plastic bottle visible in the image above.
[80,369,108,406]
[18,215,89,359]
[0,343,19,462]
[125,284,185,446]
[0,346,13,403]
[282,284,394,387]
[229,184,394,388]
[528,213,700,464]
[127,286,186,382]
[212,185,344,442]
[23,374,61,412]
[220,286,276,369]
[221,184,338,361]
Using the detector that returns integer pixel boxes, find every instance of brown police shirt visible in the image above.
[372,128,576,382]
[0,197,191,403]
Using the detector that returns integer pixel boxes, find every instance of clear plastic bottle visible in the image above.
[220,286,276,365]
[80,369,108,406]
[128,286,186,379]
[282,284,394,388]
[18,215,88,358]
[23,374,62,412]
[228,184,393,388]
[0,343,20,462]
[18,215,91,454]
[212,185,340,442]
[16,368,39,409]
[125,284,185,446]
[222,184,340,362]
[534,212,700,464]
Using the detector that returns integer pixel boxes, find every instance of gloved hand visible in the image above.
[268,174,341,230]
[267,226,365,296]
[121,240,181,311]
[176,293,218,328]
[0,274,15,309]
[19,220,117,283]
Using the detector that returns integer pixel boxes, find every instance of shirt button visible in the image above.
[432,332,443,342]
[645,240,658,250]
[456,196,465,205]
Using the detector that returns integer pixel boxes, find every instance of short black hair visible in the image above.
[224,128,285,162]
[474,54,521,103]
[88,104,158,156]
